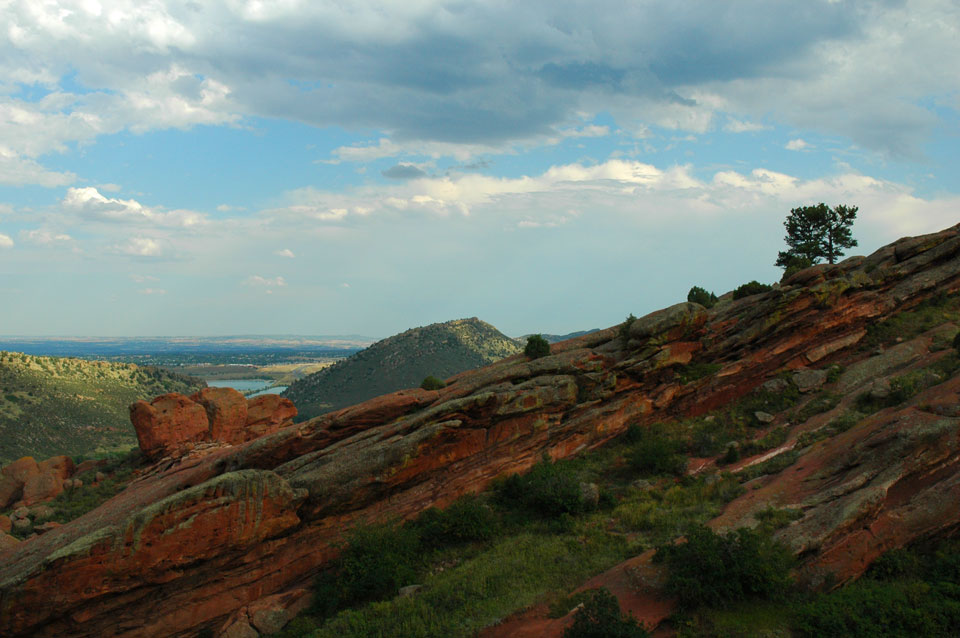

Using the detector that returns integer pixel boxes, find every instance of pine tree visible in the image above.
[775,203,858,270]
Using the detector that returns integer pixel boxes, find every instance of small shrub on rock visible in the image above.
[525,334,551,359]
[953,331,960,352]
[687,286,718,308]
[562,588,651,638]
[733,281,773,300]
[420,375,446,390]
[619,313,637,343]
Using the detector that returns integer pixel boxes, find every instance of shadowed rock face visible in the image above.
[2,224,960,637]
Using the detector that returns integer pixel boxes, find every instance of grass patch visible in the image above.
[737,449,801,483]
[856,355,960,413]
[796,411,862,448]
[676,362,722,385]
[860,292,960,351]
[611,475,743,544]
[285,530,630,638]
[794,392,841,423]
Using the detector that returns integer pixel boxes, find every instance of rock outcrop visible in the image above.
[2,223,960,637]
[0,455,78,509]
[130,389,297,459]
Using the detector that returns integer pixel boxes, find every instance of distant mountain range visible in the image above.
[283,318,522,421]
[0,335,375,358]
[0,352,205,464]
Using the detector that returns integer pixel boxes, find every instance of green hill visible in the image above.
[0,351,205,464]
[283,318,521,421]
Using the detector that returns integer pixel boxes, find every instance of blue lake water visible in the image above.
[206,379,287,396]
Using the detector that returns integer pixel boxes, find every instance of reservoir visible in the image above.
[206,379,288,396]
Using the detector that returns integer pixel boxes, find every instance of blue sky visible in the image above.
[0,0,958,338]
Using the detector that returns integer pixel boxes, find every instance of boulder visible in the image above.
[191,387,248,444]
[130,393,210,459]
[22,472,64,506]
[11,518,31,534]
[0,475,22,509]
[0,532,19,552]
[761,378,791,394]
[754,411,775,424]
[0,515,10,533]
[793,368,828,393]
[1,458,41,505]
[245,395,297,439]
[37,456,75,482]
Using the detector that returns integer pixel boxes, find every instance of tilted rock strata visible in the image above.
[1,223,959,637]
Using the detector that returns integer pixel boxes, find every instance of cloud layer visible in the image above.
[1,0,958,185]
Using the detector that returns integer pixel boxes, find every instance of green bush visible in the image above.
[954,331,960,352]
[563,588,651,638]
[687,286,718,309]
[655,525,794,609]
[733,281,773,300]
[525,334,551,359]
[413,495,499,548]
[619,314,637,343]
[720,443,741,465]
[627,434,688,476]
[420,375,446,390]
[494,456,586,519]
[793,579,960,638]
[312,522,421,618]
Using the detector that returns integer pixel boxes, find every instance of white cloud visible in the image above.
[560,125,611,138]
[138,288,167,295]
[0,233,13,248]
[62,186,206,227]
[131,274,159,283]
[275,248,295,258]
[115,237,163,257]
[0,146,75,187]
[786,138,811,151]
[20,228,73,245]
[724,118,769,133]
[0,0,953,182]
[244,275,287,287]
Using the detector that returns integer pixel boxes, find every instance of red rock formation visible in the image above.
[244,394,297,440]
[130,393,210,458]
[129,390,297,459]
[191,387,248,443]
[1,223,959,637]
[0,455,79,508]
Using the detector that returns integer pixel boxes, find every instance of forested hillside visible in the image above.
[0,352,204,463]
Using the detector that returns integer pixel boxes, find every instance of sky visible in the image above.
[0,0,959,339]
